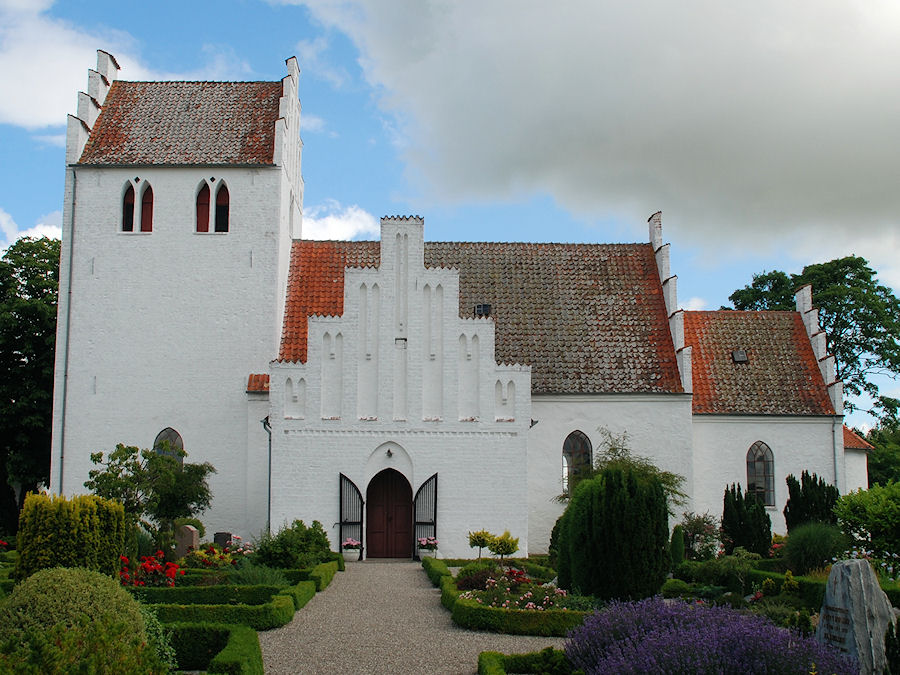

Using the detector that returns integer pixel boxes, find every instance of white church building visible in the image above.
[50,52,868,559]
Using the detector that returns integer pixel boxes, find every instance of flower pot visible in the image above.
[418,548,436,559]
[343,550,360,562]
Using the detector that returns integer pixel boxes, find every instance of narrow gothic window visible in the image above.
[153,427,184,467]
[214,184,229,232]
[122,184,135,232]
[562,430,592,496]
[196,183,210,233]
[140,184,154,232]
[747,441,774,507]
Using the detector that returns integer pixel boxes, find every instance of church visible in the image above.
[50,52,868,559]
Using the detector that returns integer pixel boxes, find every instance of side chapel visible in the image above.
[50,52,869,558]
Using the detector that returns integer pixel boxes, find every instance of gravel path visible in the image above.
[259,560,566,674]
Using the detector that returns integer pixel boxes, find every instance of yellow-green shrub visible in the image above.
[15,493,125,579]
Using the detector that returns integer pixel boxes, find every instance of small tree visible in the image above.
[85,442,215,554]
[669,525,685,568]
[783,471,839,532]
[558,466,669,600]
[721,483,771,557]
[487,531,519,563]
[680,511,720,561]
[468,530,494,559]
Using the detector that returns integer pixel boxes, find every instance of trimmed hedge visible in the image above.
[148,593,295,630]
[478,648,571,675]
[131,583,285,606]
[452,596,587,636]
[169,622,263,674]
[283,560,339,590]
[279,580,317,610]
[440,573,460,611]
[14,493,125,579]
[423,557,452,586]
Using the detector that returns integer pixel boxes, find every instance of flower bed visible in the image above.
[422,557,589,636]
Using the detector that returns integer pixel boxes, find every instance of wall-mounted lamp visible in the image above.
[386,448,393,458]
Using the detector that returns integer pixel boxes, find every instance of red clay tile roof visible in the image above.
[78,81,283,165]
[843,425,873,451]
[279,240,683,394]
[246,374,270,393]
[685,311,834,415]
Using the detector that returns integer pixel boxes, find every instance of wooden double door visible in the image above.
[366,469,412,558]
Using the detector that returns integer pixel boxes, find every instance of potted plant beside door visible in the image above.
[417,536,439,559]
[341,538,361,562]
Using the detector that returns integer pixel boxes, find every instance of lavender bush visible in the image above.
[565,597,857,674]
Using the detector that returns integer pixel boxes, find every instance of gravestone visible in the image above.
[174,524,199,560]
[214,531,233,547]
[816,558,896,674]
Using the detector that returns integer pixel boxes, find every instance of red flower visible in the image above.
[120,555,129,563]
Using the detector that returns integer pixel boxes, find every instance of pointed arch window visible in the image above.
[140,184,153,232]
[154,427,184,467]
[196,183,210,233]
[214,183,229,232]
[122,184,135,232]
[562,430,592,496]
[747,441,774,507]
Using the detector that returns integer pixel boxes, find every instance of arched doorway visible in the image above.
[366,468,412,558]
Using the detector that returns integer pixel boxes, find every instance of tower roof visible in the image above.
[78,80,283,166]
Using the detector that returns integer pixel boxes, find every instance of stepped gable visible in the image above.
[685,310,835,415]
[78,80,283,165]
[279,239,683,395]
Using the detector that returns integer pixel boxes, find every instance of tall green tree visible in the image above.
[728,256,900,421]
[721,483,771,556]
[865,423,900,487]
[0,236,60,533]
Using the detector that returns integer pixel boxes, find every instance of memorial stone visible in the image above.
[816,559,896,674]
[174,524,199,560]
[214,531,233,547]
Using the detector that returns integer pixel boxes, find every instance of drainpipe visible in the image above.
[57,169,77,494]
[261,416,272,534]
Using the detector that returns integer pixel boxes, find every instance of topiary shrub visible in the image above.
[721,483,771,557]
[783,521,849,575]
[254,520,331,569]
[14,493,126,580]
[0,567,164,672]
[558,466,669,600]
[661,578,691,598]
[783,471,840,532]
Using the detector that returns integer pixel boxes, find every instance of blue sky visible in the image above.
[1,0,898,426]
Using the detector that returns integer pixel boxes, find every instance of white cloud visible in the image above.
[0,208,62,249]
[683,297,707,311]
[302,200,379,240]
[293,0,900,270]
[0,3,253,130]
[31,133,66,147]
[301,114,327,134]
[295,35,348,88]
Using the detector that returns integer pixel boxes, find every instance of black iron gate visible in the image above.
[339,473,364,561]
[413,473,438,560]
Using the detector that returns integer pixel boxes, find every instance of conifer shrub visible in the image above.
[721,483,771,557]
[783,521,849,575]
[14,493,126,580]
[670,524,685,567]
[783,471,840,532]
[557,466,669,600]
[0,567,164,672]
